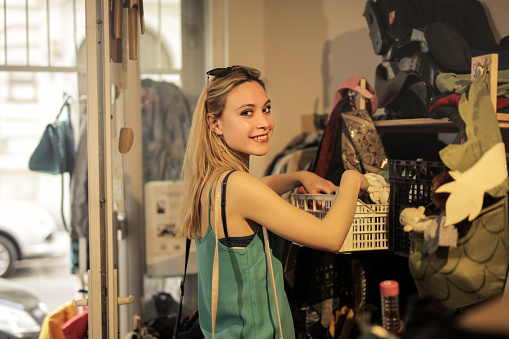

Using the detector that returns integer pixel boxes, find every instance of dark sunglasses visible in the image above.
[206,65,241,80]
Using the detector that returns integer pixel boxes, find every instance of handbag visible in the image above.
[341,106,388,174]
[28,94,76,231]
[29,94,76,175]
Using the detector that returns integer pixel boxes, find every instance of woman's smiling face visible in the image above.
[212,81,274,160]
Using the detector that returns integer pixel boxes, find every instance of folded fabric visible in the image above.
[364,173,390,204]
[429,93,509,115]
[429,106,459,119]
[436,69,509,98]
[429,93,460,113]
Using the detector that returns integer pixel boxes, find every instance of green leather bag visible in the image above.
[28,94,75,175]
[28,94,75,232]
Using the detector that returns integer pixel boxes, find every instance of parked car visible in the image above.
[0,277,48,338]
[0,199,64,278]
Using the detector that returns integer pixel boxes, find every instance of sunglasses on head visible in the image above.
[206,65,241,80]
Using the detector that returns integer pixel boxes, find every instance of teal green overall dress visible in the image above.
[195,175,295,338]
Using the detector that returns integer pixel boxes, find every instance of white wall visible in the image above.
[212,0,509,178]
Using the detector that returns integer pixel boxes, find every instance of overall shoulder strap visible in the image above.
[211,171,230,338]
[220,170,236,238]
[262,227,284,338]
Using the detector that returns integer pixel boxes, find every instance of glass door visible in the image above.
[82,0,140,337]
[81,0,207,336]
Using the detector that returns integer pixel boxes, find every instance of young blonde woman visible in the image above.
[175,66,369,338]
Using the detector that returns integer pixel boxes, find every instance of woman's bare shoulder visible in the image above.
[226,170,270,192]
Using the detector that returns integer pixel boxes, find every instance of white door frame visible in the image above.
[83,0,138,337]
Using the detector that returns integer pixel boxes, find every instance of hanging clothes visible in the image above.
[141,79,192,181]
[69,80,192,274]
[313,77,382,184]
[70,113,89,275]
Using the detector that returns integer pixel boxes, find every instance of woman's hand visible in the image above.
[339,170,370,197]
[298,171,338,194]
[359,174,370,197]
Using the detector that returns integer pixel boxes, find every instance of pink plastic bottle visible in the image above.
[380,280,400,332]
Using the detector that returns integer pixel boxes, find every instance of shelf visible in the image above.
[374,114,509,133]
[374,118,457,133]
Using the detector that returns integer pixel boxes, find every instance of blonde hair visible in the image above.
[174,66,267,238]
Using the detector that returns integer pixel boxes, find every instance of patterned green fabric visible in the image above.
[196,226,295,338]
[439,74,508,197]
[409,195,509,309]
[409,75,509,309]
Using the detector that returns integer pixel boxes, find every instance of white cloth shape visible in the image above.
[364,173,390,204]
[436,142,508,226]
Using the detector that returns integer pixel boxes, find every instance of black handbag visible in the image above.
[28,94,76,231]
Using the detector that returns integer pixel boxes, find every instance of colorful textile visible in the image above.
[38,300,78,339]
[62,309,88,339]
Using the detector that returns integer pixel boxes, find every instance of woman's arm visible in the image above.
[261,171,338,195]
[228,170,368,252]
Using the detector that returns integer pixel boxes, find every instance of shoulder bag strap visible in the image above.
[172,237,191,339]
[56,94,72,121]
[58,95,72,232]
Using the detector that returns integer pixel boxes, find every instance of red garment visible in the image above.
[497,97,509,109]
[61,309,88,339]
[429,93,509,114]
[314,100,347,178]
[429,93,460,113]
